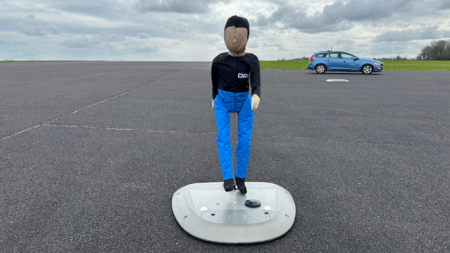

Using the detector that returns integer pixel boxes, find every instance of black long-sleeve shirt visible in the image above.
[211,52,261,99]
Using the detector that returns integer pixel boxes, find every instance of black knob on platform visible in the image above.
[245,199,261,208]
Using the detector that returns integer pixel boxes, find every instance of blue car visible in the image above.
[307,51,383,74]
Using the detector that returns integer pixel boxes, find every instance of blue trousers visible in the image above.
[214,89,253,180]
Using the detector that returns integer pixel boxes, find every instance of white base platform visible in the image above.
[172,182,296,244]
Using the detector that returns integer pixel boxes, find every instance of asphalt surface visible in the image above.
[1,62,449,252]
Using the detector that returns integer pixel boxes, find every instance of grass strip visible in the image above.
[260,60,450,71]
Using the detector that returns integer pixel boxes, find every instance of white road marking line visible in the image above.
[1,71,181,141]
[42,124,216,135]
[69,92,128,115]
[0,125,42,141]
[42,124,96,129]
[47,71,180,123]
[106,127,135,131]
[41,124,309,141]
[326,79,349,82]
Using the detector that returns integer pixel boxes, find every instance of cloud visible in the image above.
[262,41,287,51]
[60,32,159,53]
[52,1,130,20]
[1,0,449,60]
[57,3,115,17]
[255,3,353,33]
[18,15,61,36]
[443,31,450,38]
[335,39,356,46]
[373,27,449,42]
[136,0,218,14]
[438,0,450,9]
[369,41,425,56]
[137,32,151,39]
[255,0,417,33]
[128,43,159,52]
[331,39,370,56]
[61,35,99,48]
[98,32,126,42]
[61,32,126,48]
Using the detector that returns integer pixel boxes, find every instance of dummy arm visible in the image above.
[251,94,260,110]
[211,62,219,110]
[250,55,261,110]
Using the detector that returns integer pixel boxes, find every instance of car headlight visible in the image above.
[374,62,381,66]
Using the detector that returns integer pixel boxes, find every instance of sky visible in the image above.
[0,0,449,61]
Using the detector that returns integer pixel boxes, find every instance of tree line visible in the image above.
[283,40,450,61]
[373,55,413,61]
[417,40,450,60]
[373,40,450,61]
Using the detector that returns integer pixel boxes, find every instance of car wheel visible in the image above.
[315,64,326,74]
[362,65,373,74]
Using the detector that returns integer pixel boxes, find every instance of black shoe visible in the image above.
[235,176,247,194]
[223,178,235,192]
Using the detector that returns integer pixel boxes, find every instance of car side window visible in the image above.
[329,53,338,58]
[316,54,324,57]
[340,53,354,59]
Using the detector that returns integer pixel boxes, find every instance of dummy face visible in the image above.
[224,26,248,55]
[224,16,250,56]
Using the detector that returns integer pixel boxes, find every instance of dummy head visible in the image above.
[224,15,250,57]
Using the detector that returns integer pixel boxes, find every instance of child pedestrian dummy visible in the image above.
[211,15,261,194]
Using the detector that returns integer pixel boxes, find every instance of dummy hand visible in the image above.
[251,94,260,110]
[212,99,214,110]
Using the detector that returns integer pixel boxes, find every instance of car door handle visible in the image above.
[343,61,346,63]
[326,60,329,61]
